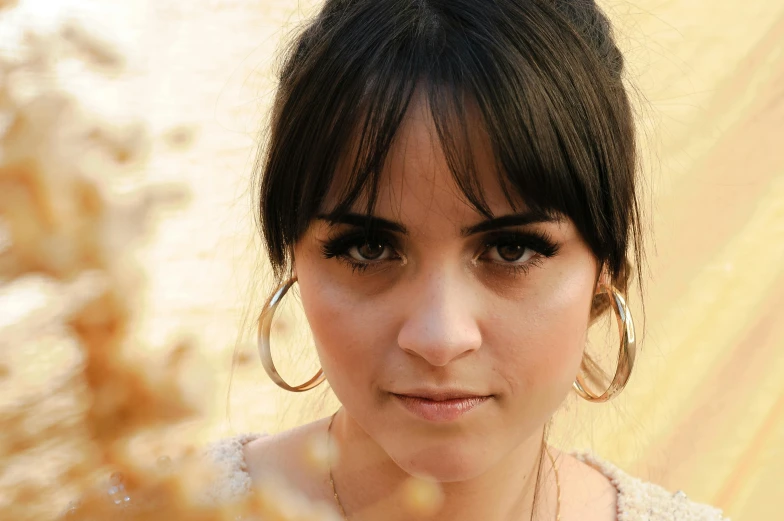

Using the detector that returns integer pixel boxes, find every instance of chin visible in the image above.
[384,437,496,482]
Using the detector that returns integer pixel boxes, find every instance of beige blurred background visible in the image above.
[1,0,782,519]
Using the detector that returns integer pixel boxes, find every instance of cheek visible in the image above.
[490,266,594,398]
[295,257,391,400]
[298,276,357,374]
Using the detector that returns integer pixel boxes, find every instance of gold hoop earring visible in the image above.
[258,277,326,392]
[573,284,636,403]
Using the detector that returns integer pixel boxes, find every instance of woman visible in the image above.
[157,0,728,519]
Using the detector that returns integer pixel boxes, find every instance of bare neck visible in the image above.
[328,411,557,521]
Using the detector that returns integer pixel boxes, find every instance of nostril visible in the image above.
[397,320,482,367]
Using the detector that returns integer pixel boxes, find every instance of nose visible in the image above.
[396,267,483,366]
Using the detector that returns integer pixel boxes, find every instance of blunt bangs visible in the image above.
[258,0,640,286]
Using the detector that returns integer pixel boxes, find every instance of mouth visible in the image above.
[391,390,492,422]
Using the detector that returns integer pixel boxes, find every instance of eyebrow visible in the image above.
[317,210,560,236]
[461,211,561,235]
[317,213,407,233]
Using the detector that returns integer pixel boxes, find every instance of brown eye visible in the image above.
[481,241,536,265]
[497,243,525,262]
[476,231,559,271]
[356,241,385,260]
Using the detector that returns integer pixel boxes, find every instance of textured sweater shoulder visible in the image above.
[203,434,731,521]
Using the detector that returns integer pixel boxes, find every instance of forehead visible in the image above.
[323,90,521,228]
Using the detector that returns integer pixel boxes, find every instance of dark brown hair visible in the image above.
[253,0,645,517]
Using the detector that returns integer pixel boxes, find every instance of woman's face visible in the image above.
[293,96,600,481]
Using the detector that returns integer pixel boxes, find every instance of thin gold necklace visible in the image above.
[327,412,561,521]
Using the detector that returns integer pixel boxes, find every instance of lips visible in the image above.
[391,390,491,422]
[395,388,487,400]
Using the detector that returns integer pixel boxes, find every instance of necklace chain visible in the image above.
[327,412,561,521]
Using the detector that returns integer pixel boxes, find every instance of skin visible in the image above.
[244,93,618,521]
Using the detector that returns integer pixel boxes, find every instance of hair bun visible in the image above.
[551,0,625,78]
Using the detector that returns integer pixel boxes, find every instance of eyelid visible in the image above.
[349,228,401,247]
[320,228,403,261]
[478,229,560,257]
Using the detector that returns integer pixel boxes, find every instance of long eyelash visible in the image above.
[482,229,561,258]
[343,261,372,274]
[320,229,559,275]
[319,230,367,260]
[479,229,559,278]
[496,256,545,277]
[319,229,396,272]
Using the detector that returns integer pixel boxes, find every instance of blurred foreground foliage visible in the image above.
[0,4,340,520]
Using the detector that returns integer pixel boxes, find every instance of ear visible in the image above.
[290,250,297,279]
[596,262,612,290]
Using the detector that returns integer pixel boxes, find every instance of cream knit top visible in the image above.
[203,434,731,521]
